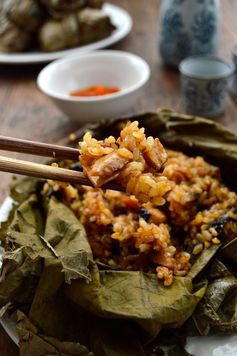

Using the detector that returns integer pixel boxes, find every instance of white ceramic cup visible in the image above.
[179,56,234,118]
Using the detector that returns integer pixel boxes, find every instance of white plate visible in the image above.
[0,3,132,65]
[0,198,237,355]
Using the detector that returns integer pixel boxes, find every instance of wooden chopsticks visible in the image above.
[0,135,79,160]
[0,135,122,191]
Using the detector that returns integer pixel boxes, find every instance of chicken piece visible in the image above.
[81,148,133,186]
[141,136,168,170]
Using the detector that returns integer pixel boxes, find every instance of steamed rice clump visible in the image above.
[79,121,171,205]
[43,123,237,286]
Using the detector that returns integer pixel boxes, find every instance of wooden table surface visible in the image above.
[0,0,237,354]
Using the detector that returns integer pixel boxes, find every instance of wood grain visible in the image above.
[0,0,237,354]
[0,155,123,191]
[0,135,79,159]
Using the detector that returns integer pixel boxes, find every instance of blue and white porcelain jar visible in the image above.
[232,45,237,94]
[159,0,220,68]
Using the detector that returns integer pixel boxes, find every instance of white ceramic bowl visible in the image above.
[37,50,150,123]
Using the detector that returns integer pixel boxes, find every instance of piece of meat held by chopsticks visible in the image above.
[79,121,172,205]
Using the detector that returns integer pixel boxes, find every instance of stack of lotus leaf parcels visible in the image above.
[0,0,115,52]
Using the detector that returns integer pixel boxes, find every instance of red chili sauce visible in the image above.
[70,85,120,97]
